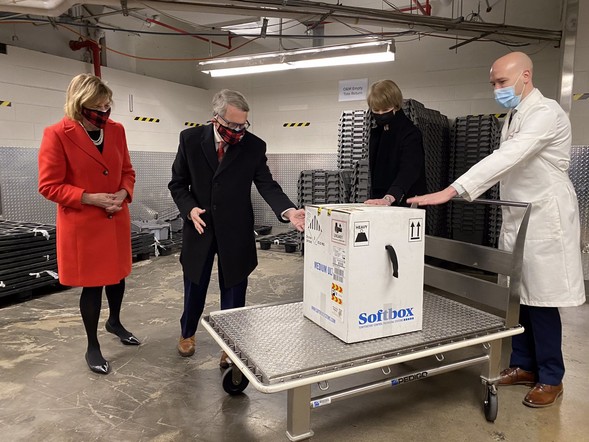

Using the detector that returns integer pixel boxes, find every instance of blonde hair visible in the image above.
[64,74,113,121]
[367,80,403,112]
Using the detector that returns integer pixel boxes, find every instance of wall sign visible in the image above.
[338,78,368,102]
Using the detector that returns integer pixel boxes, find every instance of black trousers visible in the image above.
[180,244,248,338]
[510,304,564,385]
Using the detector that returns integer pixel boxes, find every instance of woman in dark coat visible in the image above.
[364,80,427,206]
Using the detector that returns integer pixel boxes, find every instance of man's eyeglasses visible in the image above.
[216,114,250,131]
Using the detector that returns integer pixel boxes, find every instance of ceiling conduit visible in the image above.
[0,0,561,45]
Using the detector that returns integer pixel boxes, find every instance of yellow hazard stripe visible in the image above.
[184,122,205,127]
[134,117,160,123]
[283,122,310,127]
[494,113,507,118]
[0,101,12,107]
[573,93,589,101]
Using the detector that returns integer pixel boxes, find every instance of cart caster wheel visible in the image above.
[259,240,271,250]
[484,385,498,422]
[222,366,249,395]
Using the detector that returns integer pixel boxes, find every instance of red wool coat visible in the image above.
[38,117,135,287]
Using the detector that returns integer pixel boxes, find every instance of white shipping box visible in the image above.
[303,204,425,343]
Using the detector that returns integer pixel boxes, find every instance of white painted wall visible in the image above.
[0,45,211,151]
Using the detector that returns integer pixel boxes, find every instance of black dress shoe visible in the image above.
[105,321,141,346]
[85,352,110,375]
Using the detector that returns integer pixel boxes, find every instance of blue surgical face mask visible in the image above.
[494,72,524,108]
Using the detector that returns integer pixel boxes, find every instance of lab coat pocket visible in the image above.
[526,196,561,241]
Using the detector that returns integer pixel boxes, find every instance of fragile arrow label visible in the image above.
[409,218,424,242]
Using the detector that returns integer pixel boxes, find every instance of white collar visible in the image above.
[213,124,222,145]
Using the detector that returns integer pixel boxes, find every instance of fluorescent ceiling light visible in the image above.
[199,40,395,77]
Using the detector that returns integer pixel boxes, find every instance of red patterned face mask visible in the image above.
[81,107,111,129]
[215,119,246,145]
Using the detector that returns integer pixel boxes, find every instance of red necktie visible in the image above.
[217,141,226,162]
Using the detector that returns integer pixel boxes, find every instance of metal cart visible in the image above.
[202,199,531,441]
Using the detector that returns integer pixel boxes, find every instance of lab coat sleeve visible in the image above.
[455,104,558,201]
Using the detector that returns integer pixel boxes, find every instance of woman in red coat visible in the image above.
[38,74,139,375]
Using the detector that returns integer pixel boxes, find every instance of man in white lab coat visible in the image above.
[408,52,586,408]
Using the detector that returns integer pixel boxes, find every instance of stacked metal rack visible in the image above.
[449,115,502,247]
[0,220,59,298]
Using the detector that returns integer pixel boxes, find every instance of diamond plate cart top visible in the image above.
[204,292,515,391]
[203,199,532,394]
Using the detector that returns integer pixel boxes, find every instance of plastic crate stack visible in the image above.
[449,115,501,247]
[350,159,370,203]
[297,170,343,207]
[403,99,451,237]
[0,220,59,298]
[337,110,370,170]
[152,205,182,253]
[131,231,156,259]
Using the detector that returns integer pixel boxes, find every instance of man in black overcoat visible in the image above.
[169,89,305,364]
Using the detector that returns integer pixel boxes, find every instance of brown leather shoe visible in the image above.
[219,351,232,369]
[523,383,563,408]
[498,367,537,386]
[178,335,196,357]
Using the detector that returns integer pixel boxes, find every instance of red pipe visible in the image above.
[69,40,102,77]
[399,0,431,15]
[146,18,233,50]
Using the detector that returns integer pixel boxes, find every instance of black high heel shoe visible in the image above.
[85,352,110,375]
[105,321,141,346]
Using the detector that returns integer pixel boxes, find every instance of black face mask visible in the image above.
[373,110,396,126]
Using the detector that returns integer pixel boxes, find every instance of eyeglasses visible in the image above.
[216,114,250,131]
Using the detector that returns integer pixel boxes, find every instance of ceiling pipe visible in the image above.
[145,16,233,49]
[0,0,561,44]
[69,39,102,77]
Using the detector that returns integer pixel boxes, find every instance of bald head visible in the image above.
[490,52,534,100]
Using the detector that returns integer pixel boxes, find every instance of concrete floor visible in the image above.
[0,248,588,442]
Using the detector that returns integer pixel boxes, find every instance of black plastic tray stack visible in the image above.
[131,231,155,259]
[297,169,344,207]
[0,220,59,298]
[403,99,451,237]
[350,159,370,203]
[449,115,501,247]
[337,110,370,170]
